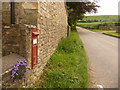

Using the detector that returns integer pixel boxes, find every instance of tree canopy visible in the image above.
[66,1,99,30]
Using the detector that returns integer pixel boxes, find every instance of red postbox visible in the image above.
[32,29,39,68]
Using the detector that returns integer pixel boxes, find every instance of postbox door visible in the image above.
[32,29,39,68]
[32,44,38,68]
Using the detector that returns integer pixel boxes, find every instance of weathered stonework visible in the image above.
[0,2,2,89]
[2,2,68,88]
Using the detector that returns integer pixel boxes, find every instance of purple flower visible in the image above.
[24,71,27,75]
[11,60,29,82]
[13,80,16,83]
[15,63,20,66]
[12,70,16,75]
[11,74,14,78]
[22,60,26,62]
[20,63,27,66]
[13,66,19,71]
[15,73,18,75]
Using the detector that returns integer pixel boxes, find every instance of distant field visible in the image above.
[77,15,119,32]
[77,22,100,29]
[77,22,117,25]
[77,21,119,30]
[77,22,117,30]
[81,15,119,22]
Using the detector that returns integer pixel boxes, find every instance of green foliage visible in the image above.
[16,65,26,79]
[33,30,89,88]
[66,2,99,30]
[115,22,120,26]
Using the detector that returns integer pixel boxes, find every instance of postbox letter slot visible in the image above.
[32,32,39,36]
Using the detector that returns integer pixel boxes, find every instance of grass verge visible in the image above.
[103,32,120,38]
[33,30,89,88]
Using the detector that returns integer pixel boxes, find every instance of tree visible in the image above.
[66,1,99,30]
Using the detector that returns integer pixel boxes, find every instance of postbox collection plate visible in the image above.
[33,39,37,44]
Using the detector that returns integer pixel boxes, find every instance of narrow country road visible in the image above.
[77,27,118,88]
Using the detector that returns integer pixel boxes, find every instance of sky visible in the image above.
[86,0,120,16]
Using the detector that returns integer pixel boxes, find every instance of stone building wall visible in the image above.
[2,2,38,73]
[0,1,2,89]
[2,2,68,88]
[2,2,38,57]
[23,2,68,88]
[25,2,68,87]
[2,2,11,26]
[37,2,68,68]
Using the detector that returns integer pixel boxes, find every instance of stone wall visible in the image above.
[99,26,119,30]
[99,26,120,33]
[2,2,68,88]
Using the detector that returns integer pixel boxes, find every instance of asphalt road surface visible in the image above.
[77,27,118,88]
